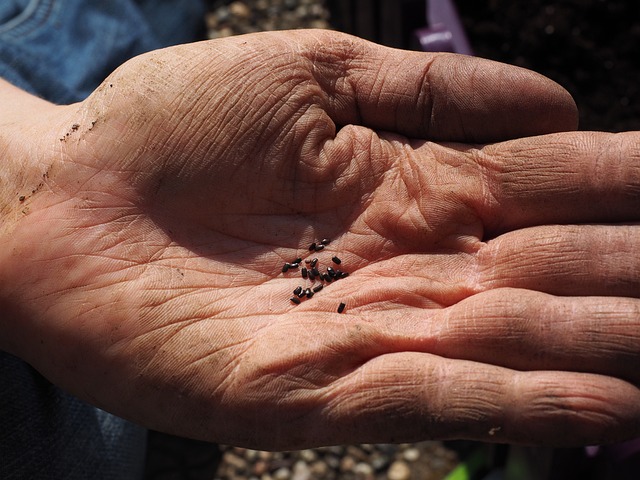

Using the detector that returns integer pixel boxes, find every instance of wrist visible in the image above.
[0,79,74,354]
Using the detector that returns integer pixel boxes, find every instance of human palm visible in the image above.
[1,30,639,449]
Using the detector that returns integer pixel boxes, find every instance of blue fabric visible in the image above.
[0,0,206,104]
[0,0,206,478]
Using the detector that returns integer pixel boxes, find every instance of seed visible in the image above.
[314,244,325,252]
[282,263,290,273]
[293,286,303,296]
[290,262,300,268]
[322,273,332,282]
[291,297,301,305]
[313,284,324,293]
[337,270,349,279]
[301,267,308,279]
[338,302,346,313]
[308,271,316,281]
[327,267,336,278]
[311,267,320,277]
[309,242,317,251]
[321,238,331,245]
[310,258,318,268]
[293,257,302,264]
[304,288,312,297]
[332,256,341,264]
[305,259,312,264]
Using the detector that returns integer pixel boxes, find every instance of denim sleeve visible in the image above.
[0,1,206,479]
[0,0,206,104]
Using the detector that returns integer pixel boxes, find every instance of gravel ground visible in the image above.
[216,442,458,480]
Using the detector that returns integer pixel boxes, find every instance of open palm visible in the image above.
[2,30,639,449]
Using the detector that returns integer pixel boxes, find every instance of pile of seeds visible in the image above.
[282,239,349,313]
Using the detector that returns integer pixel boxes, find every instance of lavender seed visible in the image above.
[293,286,303,296]
[313,284,324,293]
[332,256,341,265]
[301,267,308,279]
[309,242,317,251]
[338,302,346,313]
[291,297,301,305]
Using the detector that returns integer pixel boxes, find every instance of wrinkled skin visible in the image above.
[1,30,639,449]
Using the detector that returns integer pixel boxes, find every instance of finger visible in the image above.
[415,288,640,385]
[319,352,640,447]
[474,131,640,234]
[298,30,577,142]
[476,224,640,297]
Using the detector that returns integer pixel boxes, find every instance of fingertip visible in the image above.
[427,54,579,142]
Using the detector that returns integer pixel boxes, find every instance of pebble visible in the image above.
[292,460,312,480]
[387,460,412,480]
[273,467,291,480]
[402,447,421,462]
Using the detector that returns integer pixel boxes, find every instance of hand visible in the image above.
[1,30,638,449]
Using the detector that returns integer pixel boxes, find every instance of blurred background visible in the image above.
[145,1,640,479]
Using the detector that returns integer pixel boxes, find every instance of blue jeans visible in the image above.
[0,1,205,479]
[0,0,206,104]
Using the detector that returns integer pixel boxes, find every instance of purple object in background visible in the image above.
[415,0,472,55]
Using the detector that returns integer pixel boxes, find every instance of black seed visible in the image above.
[301,267,308,279]
[291,297,301,305]
[309,242,317,251]
[310,258,318,268]
[332,256,341,265]
[290,262,300,268]
[308,271,316,281]
[282,263,290,273]
[297,289,306,298]
[293,286,303,296]
[327,267,336,278]
[306,291,314,299]
[311,267,320,277]
[338,302,346,313]
[337,271,349,279]
[314,244,325,252]
[304,288,312,297]
[322,273,332,282]
[313,284,324,293]
[321,238,331,245]
[293,258,302,264]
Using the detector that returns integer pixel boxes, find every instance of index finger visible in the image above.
[296,30,578,142]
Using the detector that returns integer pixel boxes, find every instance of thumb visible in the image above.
[303,30,577,142]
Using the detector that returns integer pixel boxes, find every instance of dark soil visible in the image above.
[456,0,640,132]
